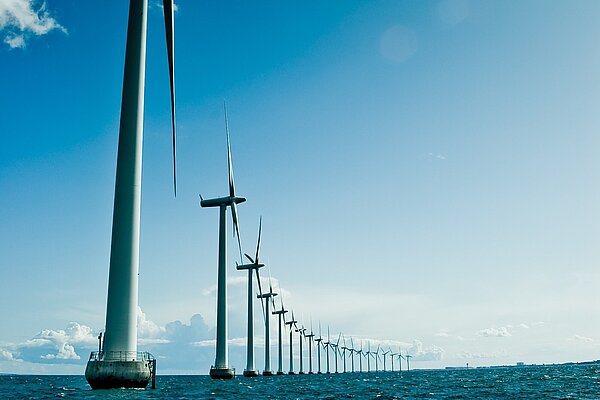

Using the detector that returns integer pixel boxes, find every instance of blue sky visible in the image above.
[1,0,599,373]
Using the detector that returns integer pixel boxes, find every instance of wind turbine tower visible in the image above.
[323,327,331,374]
[285,312,298,374]
[315,323,323,374]
[257,277,277,376]
[305,326,315,374]
[85,0,176,390]
[341,336,348,373]
[297,326,306,374]
[272,295,288,375]
[235,218,265,377]
[382,349,390,371]
[200,105,246,379]
[357,341,364,372]
[349,337,355,373]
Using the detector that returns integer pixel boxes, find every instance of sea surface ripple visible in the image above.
[1,363,599,399]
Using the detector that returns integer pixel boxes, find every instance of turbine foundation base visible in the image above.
[276,371,285,375]
[85,359,152,389]
[262,370,273,376]
[243,370,259,377]
[210,367,235,379]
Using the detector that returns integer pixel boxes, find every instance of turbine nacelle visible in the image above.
[236,262,264,271]
[200,195,246,208]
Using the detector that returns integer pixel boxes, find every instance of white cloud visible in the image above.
[4,32,23,47]
[476,326,512,338]
[0,0,66,48]
[0,349,22,361]
[192,337,246,348]
[40,343,78,360]
[428,152,447,160]
[456,350,508,359]
[567,335,594,343]
[407,339,445,361]
[138,306,166,339]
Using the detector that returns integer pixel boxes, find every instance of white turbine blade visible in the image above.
[162,0,176,197]
[230,201,242,262]
[255,216,262,263]
[224,101,235,198]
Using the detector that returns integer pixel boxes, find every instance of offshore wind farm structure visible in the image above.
[85,0,176,390]
[83,1,416,389]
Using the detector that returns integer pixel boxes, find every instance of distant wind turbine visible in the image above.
[332,333,341,373]
[366,342,372,372]
[296,325,306,374]
[285,312,298,374]
[382,348,390,371]
[305,324,315,374]
[235,217,265,377]
[340,335,348,373]
[357,340,364,372]
[199,104,245,380]
[323,327,331,374]
[315,323,323,374]
[349,337,356,373]
[272,280,288,375]
[257,273,277,376]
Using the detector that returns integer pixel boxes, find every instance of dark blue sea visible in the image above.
[1,364,599,399]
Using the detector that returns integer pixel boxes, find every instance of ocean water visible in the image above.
[1,363,599,399]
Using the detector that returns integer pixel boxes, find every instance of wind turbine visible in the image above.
[366,342,371,372]
[397,347,403,372]
[374,345,381,371]
[200,104,246,379]
[315,323,323,374]
[257,274,277,376]
[332,333,341,373]
[349,337,356,373]
[406,353,412,371]
[272,280,288,375]
[340,335,348,373]
[296,325,306,374]
[357,340,364,372]
[382,348,390,372]
[85,0,176,390]
[285,312,298,374]
[390,348,396,372]
[323,327,331,374]
[305,324,315,374]
[235,218,265,377]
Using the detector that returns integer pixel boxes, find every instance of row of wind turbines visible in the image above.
[201,106,413,379]
[84,0,410,388]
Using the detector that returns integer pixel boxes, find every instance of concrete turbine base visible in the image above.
[85,360,151,389]
[210,367,235,379]
[243,369,259,377]
[288,371,296,375]
[262,370,273,376]
[276,371,285,375]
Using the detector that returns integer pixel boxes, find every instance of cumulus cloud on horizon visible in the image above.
[0,0,66,49]
[476,326,512,338]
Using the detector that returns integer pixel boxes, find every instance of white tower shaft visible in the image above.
[264,299,271,372]
[277,314,283,373]
[103,0,148,359]
[214,205,228,368]
[245,269,254,372]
